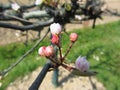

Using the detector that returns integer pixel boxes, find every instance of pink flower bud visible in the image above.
[38,46,46,56]
[50,23,62,35]
[45,46,54,57]
[51,34,59,45]
[70,33,78,42]
[75,56,89,72]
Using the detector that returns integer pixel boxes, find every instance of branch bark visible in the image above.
[0,29,49,76]
[0,18,54,31]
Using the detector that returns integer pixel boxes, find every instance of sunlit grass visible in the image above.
[0,38,49,90]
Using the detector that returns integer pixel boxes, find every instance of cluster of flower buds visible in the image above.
[38,46,54,57]
[38,22,78,59]
[50,23,78,45]
[38,23,96,76]
[50,23,62,46]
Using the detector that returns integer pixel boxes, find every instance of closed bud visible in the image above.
[45,46,54,57]
[51,34,59,45]
[50,23,62,35]
[70,33,78,42]
[75,56,89,72]
[38,46,46,56]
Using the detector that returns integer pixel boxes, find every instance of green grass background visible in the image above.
[0,21,120,90]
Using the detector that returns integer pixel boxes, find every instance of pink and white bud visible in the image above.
[50,23,62,35]
[70,33,78,42]
[75,56,89,72]
[51,34,59,45]
[11,3,20,11]
[38,46,46,56]
[45,46,54,57]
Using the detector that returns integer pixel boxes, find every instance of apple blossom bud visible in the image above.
[50,23,62,35]
[75,56,89,72]
[45,46,54,57]
[38,46,46,56]
[51,34,59,45]
[11,3,20,11]
[70,33,78,42]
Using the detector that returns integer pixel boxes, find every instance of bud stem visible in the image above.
[46,57,58,66]
[58,45,62,61]
[62,42,74,62]
[61,63,74,71]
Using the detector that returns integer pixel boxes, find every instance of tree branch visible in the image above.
[23,10,49,19]
[0,18,54,31]
[0,29,50,76]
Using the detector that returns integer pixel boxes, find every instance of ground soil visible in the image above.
[6,67,105,90]
[0,0,120,90]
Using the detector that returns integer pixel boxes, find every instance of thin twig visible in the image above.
[0,29,49,76]
[61,63,74,71]
[106,9,120,17]
[5,14,33,24]
[62,42,74,61]
[46,57,57,65]
[58,45,62,60]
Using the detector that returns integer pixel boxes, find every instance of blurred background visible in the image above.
[0,0,120,90]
